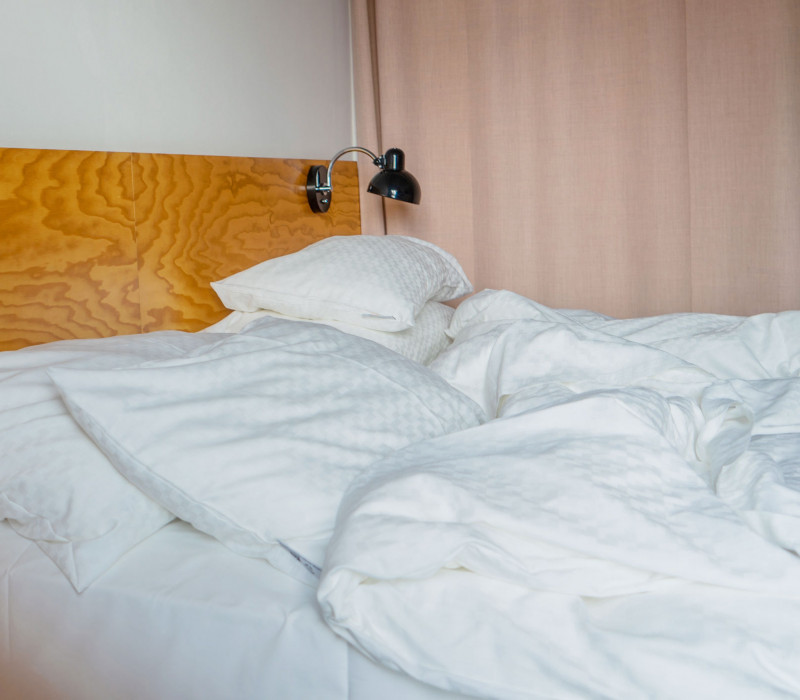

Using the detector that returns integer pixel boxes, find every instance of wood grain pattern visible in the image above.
[0,148,360,351]
[0,149,141,350]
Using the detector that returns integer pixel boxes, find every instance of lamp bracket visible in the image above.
[306,146,381,213]
[306,165,331,213]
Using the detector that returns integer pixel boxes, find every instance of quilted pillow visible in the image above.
[50,318,485,585]
[210,235,472,331]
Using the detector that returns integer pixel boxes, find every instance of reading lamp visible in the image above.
[306,146,421,213]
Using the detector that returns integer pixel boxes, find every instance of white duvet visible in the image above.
[318,291,800,699]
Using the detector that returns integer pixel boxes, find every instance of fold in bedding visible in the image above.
[318,291,800,699]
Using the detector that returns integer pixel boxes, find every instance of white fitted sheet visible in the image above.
[0,521,467,700]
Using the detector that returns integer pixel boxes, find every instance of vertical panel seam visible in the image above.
[682,0,694,312]
[366,0,389,235]
[129,153,144,333]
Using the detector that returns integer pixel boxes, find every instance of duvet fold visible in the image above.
[318,293,800,699]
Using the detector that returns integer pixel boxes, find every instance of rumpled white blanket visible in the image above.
[318,291,800,699]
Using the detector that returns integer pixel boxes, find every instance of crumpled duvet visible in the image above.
[318,290,800,699]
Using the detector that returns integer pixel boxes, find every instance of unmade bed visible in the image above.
[2,148,800,699]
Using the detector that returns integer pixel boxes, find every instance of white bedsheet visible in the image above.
[0,520,347,699]
[318,293,800,698]
[0,520,469,700]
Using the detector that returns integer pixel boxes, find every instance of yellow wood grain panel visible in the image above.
[133,154,361,333]
[0,149,141,350]
[0,148,361,350]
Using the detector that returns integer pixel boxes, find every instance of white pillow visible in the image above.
[50,319,485,586]
[203,301,454,365]
[210,235,472,331]
[0,332,222,592]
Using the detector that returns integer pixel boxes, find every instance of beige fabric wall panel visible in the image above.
[351,0,387,237]
[687,0,800,315]
[353,0,800,317]
[354,0,477,260]
[463,1,693,315]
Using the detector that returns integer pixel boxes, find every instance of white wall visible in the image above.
[0,0,353,159]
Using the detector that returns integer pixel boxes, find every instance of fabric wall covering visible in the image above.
[352,0,800,317]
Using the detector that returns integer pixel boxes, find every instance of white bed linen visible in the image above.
[447,289,800,380]
[0,332,223,591]
[0,521,470,700]
[202,300,455,365]
[318,294,800,699]
[48,318,484,585]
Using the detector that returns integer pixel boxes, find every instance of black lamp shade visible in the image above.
[367,148,421,204]
[367,170,421,204]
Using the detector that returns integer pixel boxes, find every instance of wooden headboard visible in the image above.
[0,148,360,351]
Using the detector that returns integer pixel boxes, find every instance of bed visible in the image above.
[3,148,800,700]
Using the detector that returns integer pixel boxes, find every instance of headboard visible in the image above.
[0,148,361,351]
